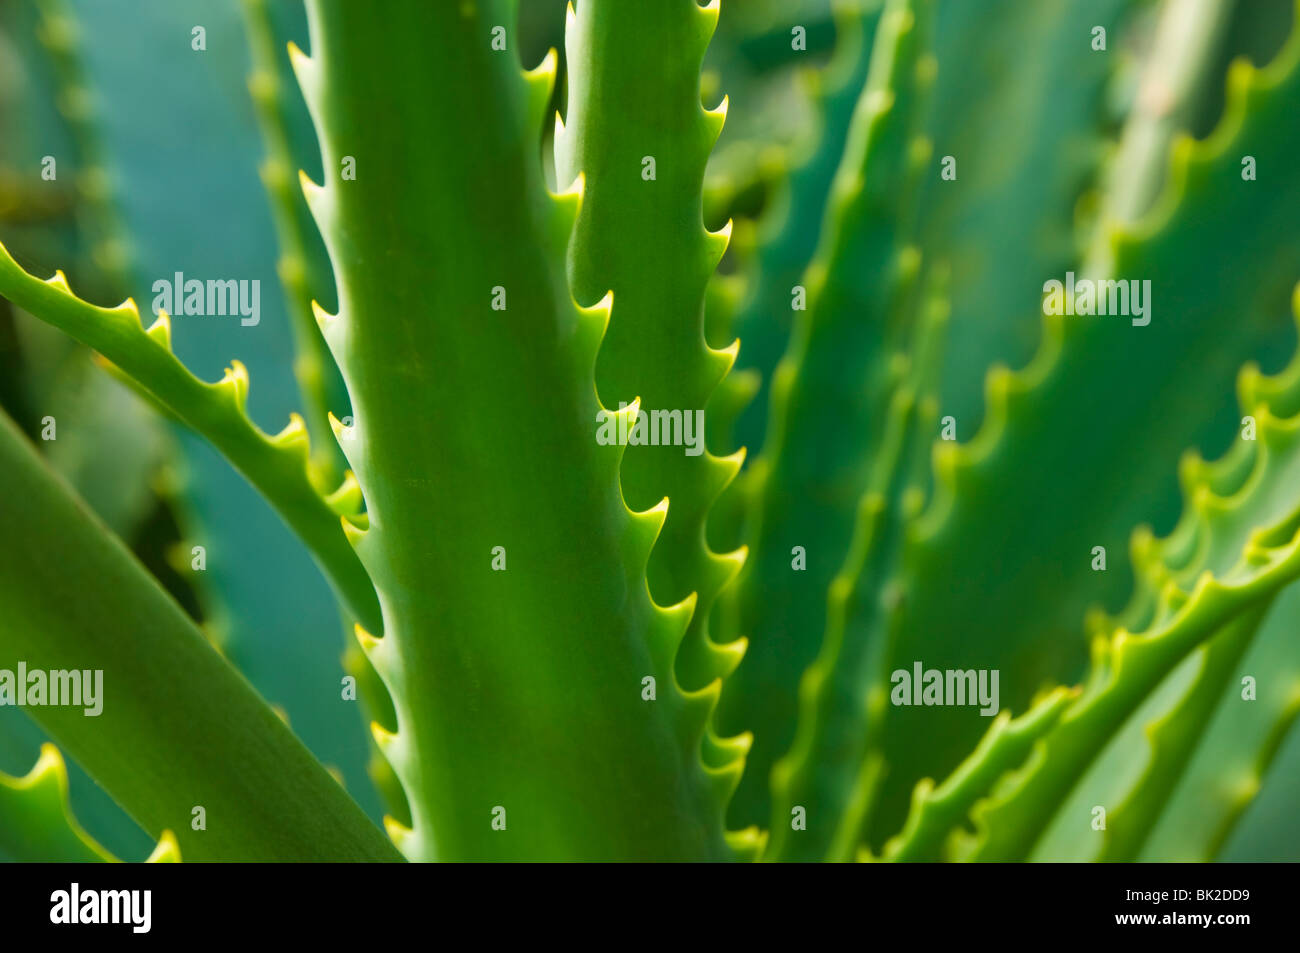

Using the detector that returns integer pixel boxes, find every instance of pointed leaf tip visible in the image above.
[326,470,364,516]
[341,513,367,548]
[271,413,310,454]
[145,830,181,863]
[328,410,353,442]
[311,299,337,330]
[354,621,382,655]
[220,360,250,410]
[144,311,172,349]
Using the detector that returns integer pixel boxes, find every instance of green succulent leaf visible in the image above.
[937,310,1300,859]
[765,269,947,861]
[0,744,177,863]
[0,241,380,633]
[719,0,933,830]
[0,410,400,861]
[914,0,1138,426]
[879,685,1075,863]
[241,0,348,485]
[725,0,884,457]
[2,0,172,548]
[1041,609,1264,862]
[1135,580,1300,861]
[867,2,1300,844]
[556,0,749,760]
[1022,287,1300,861]
[293,0,741,861]
[955,584,1275,863]
[3,0,1297,866]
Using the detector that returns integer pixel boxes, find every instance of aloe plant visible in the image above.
[1,0,1298,863]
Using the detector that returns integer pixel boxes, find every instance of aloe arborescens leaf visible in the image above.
[0,410,400,861]
[294,0,735,861]
[0,241,380,632]
[555,0,750,823]
[0,744,178,863]
[867,7,1300,844]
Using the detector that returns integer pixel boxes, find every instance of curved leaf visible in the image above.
[0,409,400,861]
[868,6,1300,843]
[0,240,380,632]
[0,744,179,863]
[294,0,735,861]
